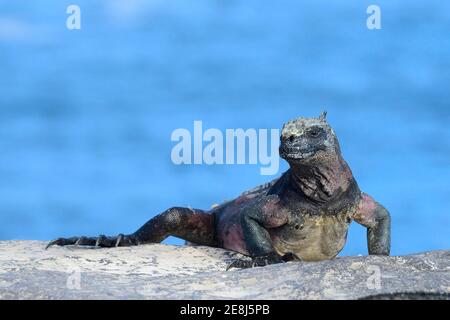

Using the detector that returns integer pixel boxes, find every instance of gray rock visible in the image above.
[0,241,448,299]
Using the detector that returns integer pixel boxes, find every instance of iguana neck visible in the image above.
[289,155,354,204]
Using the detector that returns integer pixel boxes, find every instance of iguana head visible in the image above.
[279,111,341,166]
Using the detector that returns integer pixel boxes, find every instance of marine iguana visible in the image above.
[47,112,391,269]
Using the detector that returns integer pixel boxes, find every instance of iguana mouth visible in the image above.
[279,145,316,160]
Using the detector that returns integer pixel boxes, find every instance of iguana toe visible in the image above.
[45,237,79,249]
[226,259,252,271]
[115,234,124,247]
[281,252,302,262]
[95,234,112,247]
[74,236,95,246]
[226,253,286,270]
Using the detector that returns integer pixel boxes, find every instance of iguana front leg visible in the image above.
[353,193,391,255]
[227,195,300,270]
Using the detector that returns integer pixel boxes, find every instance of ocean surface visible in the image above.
[0,0,448,256]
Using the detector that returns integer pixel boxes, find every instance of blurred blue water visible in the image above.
[0,0,448,256]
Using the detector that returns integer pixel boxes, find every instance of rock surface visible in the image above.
[0,241,449,299]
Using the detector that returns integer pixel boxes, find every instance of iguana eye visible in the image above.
[307,127,323,138]
[282,135,295,143]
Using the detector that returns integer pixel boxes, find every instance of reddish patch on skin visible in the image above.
[354,193,378,228]
[261,198,289,228]
[186,211,214,234]
[215,198,254,255]
[221,223,248,255]
[340,161,354,181]
[216,195,289,256]
[234,194,255,205]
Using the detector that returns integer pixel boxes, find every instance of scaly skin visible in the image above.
[47,112,391,270]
